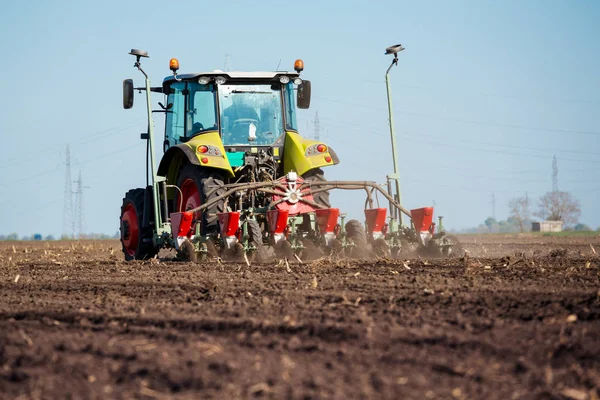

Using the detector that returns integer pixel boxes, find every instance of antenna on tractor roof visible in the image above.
[385,44,405,65]
[129,49,148,64]
[129,49,149,77]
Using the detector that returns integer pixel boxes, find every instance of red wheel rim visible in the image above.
[180,178,202,218]
[121,203,139,256]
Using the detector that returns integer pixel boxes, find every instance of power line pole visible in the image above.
[491,193,496,219]
[552,154,558,192]
[314,111,320,141]
[73,171,89,239]
[63,145,74,238]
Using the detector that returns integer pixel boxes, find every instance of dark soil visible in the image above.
[1,234,599,399]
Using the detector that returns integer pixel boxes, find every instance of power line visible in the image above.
[313,95,600,137]
[0,120,145,170]
[401,178,548,195]
[0,164,62,188]
[0,143,140,189]
[77,143,141,167]
[417,132,600,158]
[318,71,600,106]
[316,115,600,158]
[395,133,600,164]
[371,80,600,106]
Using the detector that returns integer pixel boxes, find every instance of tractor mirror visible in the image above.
[123,79,134,109]
[297,80,311,109]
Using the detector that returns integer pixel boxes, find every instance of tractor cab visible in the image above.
[161,71,308,149]
[156,61,338,189]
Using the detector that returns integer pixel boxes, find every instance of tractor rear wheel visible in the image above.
[120,189,159,261]
[345,219,368,258]
[302,168,331,208]
[176,164,226,235]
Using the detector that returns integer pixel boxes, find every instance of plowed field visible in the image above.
[1,234,599,399]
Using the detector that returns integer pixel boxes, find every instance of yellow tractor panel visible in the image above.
[184,132,234,178]
[283,131,339,176]
[158,131,235,195]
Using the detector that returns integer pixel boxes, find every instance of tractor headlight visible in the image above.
[293,78,303,85]
[198,76,211,84]
[279,76,290,84]
[214,76,227,85]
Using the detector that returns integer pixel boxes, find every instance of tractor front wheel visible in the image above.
[120,189,158,261]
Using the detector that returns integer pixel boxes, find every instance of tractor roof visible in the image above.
[163,70,300,84]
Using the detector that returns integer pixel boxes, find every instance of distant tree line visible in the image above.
[0,232,120,241]
[507,190,583,232]
[463,189,596,233]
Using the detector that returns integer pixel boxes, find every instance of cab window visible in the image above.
[165,82,185,149]
[283,82,298,131]
[164,82,217,150]
[188,83,217,135]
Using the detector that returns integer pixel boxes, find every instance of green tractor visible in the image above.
[120,49,458,262]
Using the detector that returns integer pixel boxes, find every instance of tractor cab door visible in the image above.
[164,82,218,152]
[164,82,185,151]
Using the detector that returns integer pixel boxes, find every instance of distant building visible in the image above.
[532,221,563,232]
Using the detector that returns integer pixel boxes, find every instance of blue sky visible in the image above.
[0,0,598,237]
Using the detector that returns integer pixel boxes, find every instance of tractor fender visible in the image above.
[157,144,198,186]
[158,133,235,185]
[283,131,340,176]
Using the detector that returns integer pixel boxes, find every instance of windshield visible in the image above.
[218,84,283,146]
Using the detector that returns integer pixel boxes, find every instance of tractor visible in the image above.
[119,48,458,262]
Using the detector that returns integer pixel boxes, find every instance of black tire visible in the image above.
[302,168,331,208]
[372,238,391,258]
[120,189,159,261]
[247,219,269,262]
[345,219,368,258]
[440,234,463,258]
[176,164,226,235]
